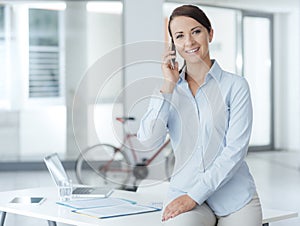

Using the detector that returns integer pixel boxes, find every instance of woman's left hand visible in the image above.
[162,194,197,221]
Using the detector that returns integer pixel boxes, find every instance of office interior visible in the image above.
[0,0,299,225]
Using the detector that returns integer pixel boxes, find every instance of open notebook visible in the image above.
[73,203,161,219]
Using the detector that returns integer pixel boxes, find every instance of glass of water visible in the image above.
[58,179,72,201]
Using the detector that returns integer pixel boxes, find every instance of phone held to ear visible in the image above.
[170,42,176,70]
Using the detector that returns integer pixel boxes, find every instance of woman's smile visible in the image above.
[185,47,200,54]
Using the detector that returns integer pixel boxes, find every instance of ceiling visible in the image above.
[170,0,300,13]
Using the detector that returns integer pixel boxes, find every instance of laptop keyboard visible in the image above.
[73,187,94,194]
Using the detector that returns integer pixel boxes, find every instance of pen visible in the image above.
[117,198,137,204]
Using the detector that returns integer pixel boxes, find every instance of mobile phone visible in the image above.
[10,197,46,205]
[170,41,176,70]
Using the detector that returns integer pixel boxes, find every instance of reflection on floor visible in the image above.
[0,150,299,226]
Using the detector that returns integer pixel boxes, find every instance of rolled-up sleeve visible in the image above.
[188,77,253,205]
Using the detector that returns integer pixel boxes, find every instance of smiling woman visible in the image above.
[163,3,274,150]
[168,6,212,72]
[171,17,212,71]
[168,16,213,95]
[138,4,263,226]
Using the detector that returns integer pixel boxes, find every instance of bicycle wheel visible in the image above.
[75,144,132,188]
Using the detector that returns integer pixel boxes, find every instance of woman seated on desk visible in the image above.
[137,4,262,226]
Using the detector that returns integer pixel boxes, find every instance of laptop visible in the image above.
[44,153,114,198]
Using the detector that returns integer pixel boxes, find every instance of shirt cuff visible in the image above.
[187,180,211,206]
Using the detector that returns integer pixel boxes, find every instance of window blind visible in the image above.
[29,46,60,97]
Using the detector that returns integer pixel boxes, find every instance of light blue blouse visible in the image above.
[137,60,257,216]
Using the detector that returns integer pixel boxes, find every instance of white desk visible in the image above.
[262,208,298,226]
[0,186,298,226]
[0,187,162,226]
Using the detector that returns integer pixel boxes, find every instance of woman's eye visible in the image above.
[193,29,201,35]
[175,34,183,39]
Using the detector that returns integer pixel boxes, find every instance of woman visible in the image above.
[137,4,262,226]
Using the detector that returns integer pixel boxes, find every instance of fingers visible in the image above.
[162,205,181,221]
[161,195,197,222]
[160,48,180,90]
[162,50,176,69]
[162,199,185,222]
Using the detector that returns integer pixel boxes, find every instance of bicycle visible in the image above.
[75,116,175,190]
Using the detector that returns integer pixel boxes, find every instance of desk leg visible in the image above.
[0,211,6,226]
[48,220,57,226]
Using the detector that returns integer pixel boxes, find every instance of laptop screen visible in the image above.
[44,153,69,186]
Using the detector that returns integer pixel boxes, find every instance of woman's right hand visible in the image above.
[161,49,180,93]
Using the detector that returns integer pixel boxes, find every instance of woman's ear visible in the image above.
[209,28,214,43]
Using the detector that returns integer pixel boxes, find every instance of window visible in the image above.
[243,14,273,149]
[0,4,67,161]
[28,9,62,98]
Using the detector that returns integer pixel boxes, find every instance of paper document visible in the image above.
[73,203,161,219]
[57,197,136,209]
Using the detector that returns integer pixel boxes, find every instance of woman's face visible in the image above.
[170,16,213,65]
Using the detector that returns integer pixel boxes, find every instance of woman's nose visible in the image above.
[185,34,195,46]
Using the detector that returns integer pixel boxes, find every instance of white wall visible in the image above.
[20,106,66,158]
[274,11,300,151]
[0,111,19,160]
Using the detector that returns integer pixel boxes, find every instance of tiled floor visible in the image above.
[0,150,299,225]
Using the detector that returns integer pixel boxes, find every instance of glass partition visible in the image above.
[0,1,123,163]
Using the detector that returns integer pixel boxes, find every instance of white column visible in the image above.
[10,5,28,110]
[122,0,164,128]
[122,0,168,179]
[65,2,88,158]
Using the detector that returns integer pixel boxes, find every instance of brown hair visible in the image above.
[168,5,212,40]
